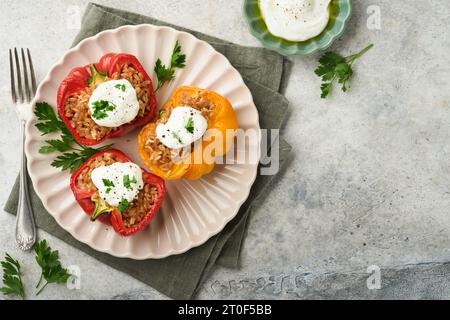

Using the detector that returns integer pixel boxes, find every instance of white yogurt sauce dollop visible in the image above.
[88,79,140,127]
[259,0,331,42]
[91,162,144,207]
[156,106,208,149]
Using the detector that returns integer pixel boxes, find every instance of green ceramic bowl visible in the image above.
[243,0,352,56]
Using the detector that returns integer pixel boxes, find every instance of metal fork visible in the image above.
[9,48,37,250]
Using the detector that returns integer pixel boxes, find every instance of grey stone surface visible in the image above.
[1,0,450,300]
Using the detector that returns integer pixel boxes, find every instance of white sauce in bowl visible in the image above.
[259,0,331,42]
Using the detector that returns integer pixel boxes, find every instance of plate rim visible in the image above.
[25,24,261,259]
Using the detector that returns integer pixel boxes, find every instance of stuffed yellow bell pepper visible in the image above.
[138,86,238,180]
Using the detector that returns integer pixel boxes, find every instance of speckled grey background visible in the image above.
[1,0,450,300]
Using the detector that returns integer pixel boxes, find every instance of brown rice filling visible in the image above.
[142,91,215,172]
[76,153,157,228]
[64,64,152,141]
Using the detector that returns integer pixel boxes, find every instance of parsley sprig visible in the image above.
[34,240,71,296]
[315,43,374,99]
[0,240,74,299]
[35,102,113,173]
[154,40,186,92]
[0,253,25,299]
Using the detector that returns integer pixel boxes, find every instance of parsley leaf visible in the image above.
[117,198,129,213]
[185,117,194,134]
[103,179,115,193]
[35,102,66,135]
[0,253,25,299]
[172,131,183,144]
[50,144,113,173]
[114,83,126,91]
[154,59,175,90]
[102,179,115,187]
[38,129,75,154]
[35,102,114,173]
[123,175,137,189]
[154,40,186,92]
[34,240,71,296]
[320,82,332,99]
[91,100,116,119]
[171,40,187,69]
[315,44,373,99]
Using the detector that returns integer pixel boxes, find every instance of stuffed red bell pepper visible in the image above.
[70,148,165,236]
[57,53,157,146]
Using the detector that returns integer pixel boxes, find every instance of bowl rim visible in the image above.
[243,0,353,56]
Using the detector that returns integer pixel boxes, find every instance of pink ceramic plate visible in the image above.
[24,24,261,259]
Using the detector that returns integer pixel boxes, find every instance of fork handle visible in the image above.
[15,119,36,251]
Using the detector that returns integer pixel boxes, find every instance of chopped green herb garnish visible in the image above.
[154,40,186,92]
[114,83,126,91]
[102,178,115,193]
[185,117,194,134]
[91,100,116,119]
[123,175,137,189]
[172,131,183,144]
[117,198,129,213]
[102,179,115,187]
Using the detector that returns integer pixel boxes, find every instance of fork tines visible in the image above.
[9,48,37,104]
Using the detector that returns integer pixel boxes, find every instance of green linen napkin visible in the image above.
[4,3,292,300]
